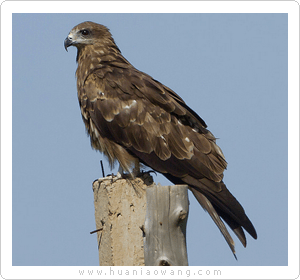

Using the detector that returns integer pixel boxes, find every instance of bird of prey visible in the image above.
[64,21,257,257]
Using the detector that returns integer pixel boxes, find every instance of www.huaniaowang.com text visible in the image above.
[78,267,222,277]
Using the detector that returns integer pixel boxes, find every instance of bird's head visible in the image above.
[64,21,113,52]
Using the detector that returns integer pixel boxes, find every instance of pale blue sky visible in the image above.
[11,13,288,267]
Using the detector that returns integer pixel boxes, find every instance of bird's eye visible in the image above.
[81,29,90,36]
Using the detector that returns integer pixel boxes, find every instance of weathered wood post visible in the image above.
[92,173,152,266]
[143,184,189,266]
[92,173,189,266]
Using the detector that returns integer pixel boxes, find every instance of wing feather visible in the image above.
[83,68,228,183]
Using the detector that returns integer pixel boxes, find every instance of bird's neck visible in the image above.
[75,44,130,89]
[75,45,107,86]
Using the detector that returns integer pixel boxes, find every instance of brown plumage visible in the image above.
[64,21,257,257]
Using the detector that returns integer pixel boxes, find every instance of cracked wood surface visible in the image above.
[92,173,188,266]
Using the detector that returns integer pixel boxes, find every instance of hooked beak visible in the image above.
[64,37,73,51]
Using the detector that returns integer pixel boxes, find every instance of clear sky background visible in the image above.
[11,12,288,267]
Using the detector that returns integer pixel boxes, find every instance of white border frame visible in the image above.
[1,1,299,279]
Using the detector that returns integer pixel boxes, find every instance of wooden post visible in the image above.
[92,172,153,266]
[143,184,189,266]
[92,174,189,266]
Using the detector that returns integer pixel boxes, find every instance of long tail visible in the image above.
[190,188,237,258]
[189,183,257,257]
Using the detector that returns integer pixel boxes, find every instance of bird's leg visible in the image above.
[115,159,140,179]
[127,160,148,198]
[130,159,140,179]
